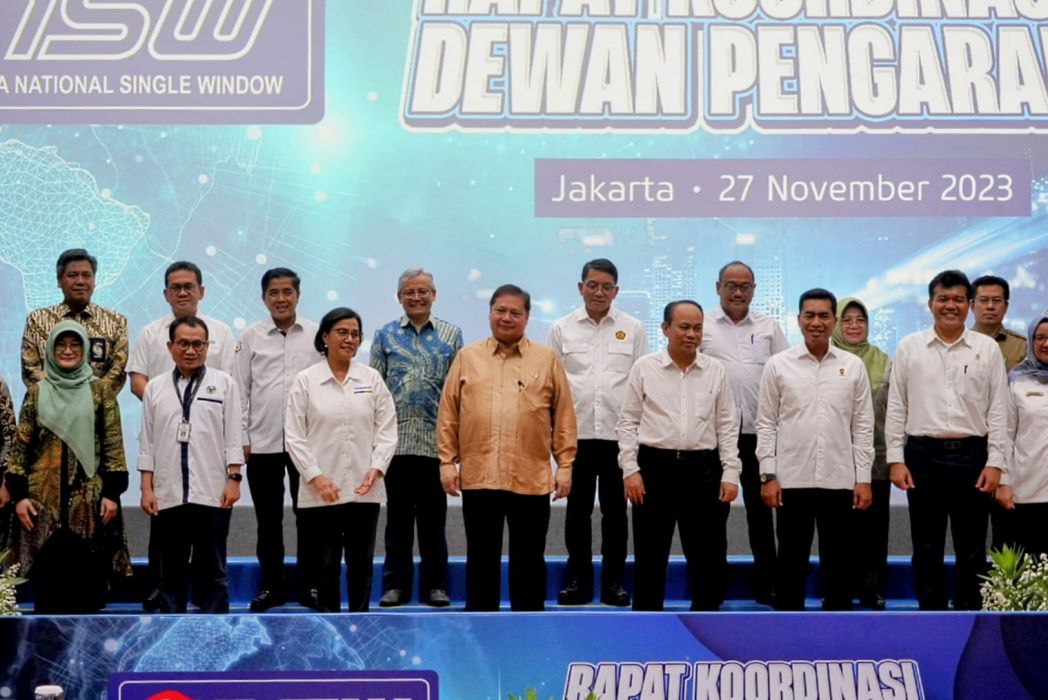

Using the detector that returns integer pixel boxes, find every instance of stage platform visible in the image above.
[16,554,947,613]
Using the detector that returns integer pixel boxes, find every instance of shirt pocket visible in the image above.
[695,392,714,424]
[561,341,589,374]
[607,342,635,375]
[957,363,988,401]
[781,378,815,416]
[740,331,774,364]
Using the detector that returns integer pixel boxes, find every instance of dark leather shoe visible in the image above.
[755,589,776,607]
[300,588,322,611]
[427,589,451,607]
[860,593,886,611]
[142,588,163,613]
[250,589,286,612]
[557,581,592,605]
[601,585,630,607]
[379,589,403,607]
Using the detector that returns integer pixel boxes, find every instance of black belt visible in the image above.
[907,435,986,452]
[639,445,717,461]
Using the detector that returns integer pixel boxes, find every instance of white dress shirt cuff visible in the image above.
[720,466,740,487]
[137,456,155,472]
[855,466,872,484]
[621,462,640,479]
[301,465,324,482]
[886,448,904,464]
[225,447,245,466]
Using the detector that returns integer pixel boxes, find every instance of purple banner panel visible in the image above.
[535,159,1031,218]
[0,0,324,124]
[108,671,438,700]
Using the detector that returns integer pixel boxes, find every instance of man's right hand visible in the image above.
[311,474,341,503]
[761,481,783,508]
[890,462,914,490]
[140,490,159,516]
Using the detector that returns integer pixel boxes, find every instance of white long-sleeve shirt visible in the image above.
[548,307,649,441]
[616,350,741,484]
[701,307,789,434]
[886,329,1008,467]
[138,367,245,511]
[1003,373,1048,502]
[285,360,397,508]
[128,313,236,379]
[234,317,320,454]
[756,345,874,488]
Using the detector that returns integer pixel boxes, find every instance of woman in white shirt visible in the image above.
[997,311,1048,556]
[285,307,397,611]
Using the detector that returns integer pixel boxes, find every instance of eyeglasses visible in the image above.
[841,317,868,326]
[722,283,753,294]
[399,288,433,298]
[331,328,361,340]
[174,340,207,351]
[55,340,83,351]
[167,283,199,294]
[584,282,616,293]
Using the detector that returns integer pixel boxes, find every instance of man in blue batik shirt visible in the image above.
[370,268,463,607]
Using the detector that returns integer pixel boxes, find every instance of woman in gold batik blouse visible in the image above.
[4,320,131,613]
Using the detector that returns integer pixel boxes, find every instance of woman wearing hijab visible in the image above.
[831,297,891,610]
[996,311,1048,556]
[4,320,131,613]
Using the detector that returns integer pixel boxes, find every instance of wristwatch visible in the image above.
[759,473,777,484]
[227,472,243,483]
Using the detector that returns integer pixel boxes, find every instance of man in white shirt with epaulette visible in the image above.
[887,269,1008,610]
[234,268,319,612]
[701,260,788,606]
[139,316,245,613]
[756,288,874,611]
[549,259,648,607]
[617,300,741,611]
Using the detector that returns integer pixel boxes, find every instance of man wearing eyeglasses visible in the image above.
[370,268,463,608]
[138,316,245,613]
[128,260,237,611]
[549,259,648,607]
[700,260,789,606]
[128,261,237,400]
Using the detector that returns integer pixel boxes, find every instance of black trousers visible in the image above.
[632,447,728,611]
[563,439,628,594]
[154,503,232,613]
[381,454,449,598]
[462,489,550,612]
[905,436,991,611]
[1003,502,1048,557]
[246,451,299,594]
[738,433,777,598]
[850,479,891,601]
[990,500,1016,552]
[775,488,853,611]
[297,502,380,612]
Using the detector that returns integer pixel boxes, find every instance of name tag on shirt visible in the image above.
[353,385,374,394]
[176,421,192,443]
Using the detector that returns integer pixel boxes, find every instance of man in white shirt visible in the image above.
[549,259,648,607]
[234,268,320,612]
[617,300,741,611]
[701,261,788,605]
[129,260,238,611]
[756,289,874,611]
[138,316,245,613]
[887,270,1008,610]
[128,261,237,399]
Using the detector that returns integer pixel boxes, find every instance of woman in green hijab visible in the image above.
[4,320,131,613]
[831,297,891,610]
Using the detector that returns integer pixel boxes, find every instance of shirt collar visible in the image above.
[657,348,704,371]
[399,315,435,332]
[486,335,530,356]
[319,358,365,385]
[571,306,619,326]
[925,327,974,348]
[711,306,753,326]
[792,344,839,362]
[59,302,95,319]
[264,317,304,335]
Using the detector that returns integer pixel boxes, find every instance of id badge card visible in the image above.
[176,420,192,443]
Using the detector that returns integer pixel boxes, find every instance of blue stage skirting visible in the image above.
[50,554,952,610]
